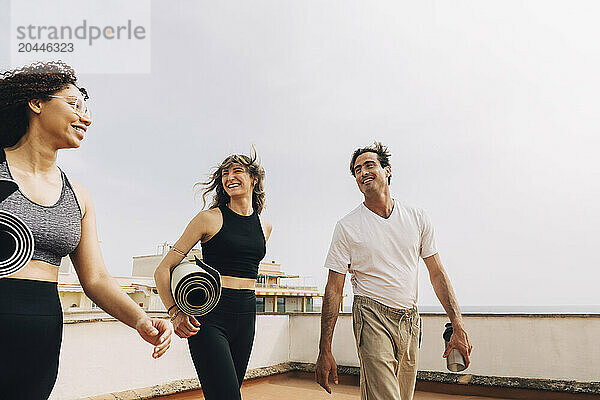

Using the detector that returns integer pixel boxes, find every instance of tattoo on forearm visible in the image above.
[319,286,342,350]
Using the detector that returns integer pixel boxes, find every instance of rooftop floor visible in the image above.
[159,373,511,400]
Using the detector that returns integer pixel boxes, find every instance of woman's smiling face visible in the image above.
[221,162,255,198]
[36,84,92,149]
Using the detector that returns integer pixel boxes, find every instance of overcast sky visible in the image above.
[1,1,599,308]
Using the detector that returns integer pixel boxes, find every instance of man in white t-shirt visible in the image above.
[315,142,472,400]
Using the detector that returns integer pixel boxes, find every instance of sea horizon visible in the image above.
[336,304,600,314]
[418,305,600,314]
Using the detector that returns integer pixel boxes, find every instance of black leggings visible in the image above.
[0,278,63,400]
[187,288,256,400]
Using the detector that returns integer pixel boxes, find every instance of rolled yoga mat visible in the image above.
[0,178,34,278]
[170,256,222,316]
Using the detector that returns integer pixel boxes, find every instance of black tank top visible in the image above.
[201,204,266,279]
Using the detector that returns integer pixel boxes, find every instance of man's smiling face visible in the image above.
[352,151,391,195]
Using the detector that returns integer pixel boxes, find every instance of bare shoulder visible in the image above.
[259,215,273,242]
[67,177,92,217]
[194,207,222,224]
[189,207,223,242]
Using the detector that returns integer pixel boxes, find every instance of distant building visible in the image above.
[58,258,165,315]
[255,260,321,312]
[131,242,204,277]
[58,244,323,314]
[131,244,323,313]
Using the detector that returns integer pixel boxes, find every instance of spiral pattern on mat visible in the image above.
[171,257,222,316]
[0,179,34,278]
[0,210,34,278]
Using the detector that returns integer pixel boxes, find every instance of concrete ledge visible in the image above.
[288,363,600,396]
[63,311,600,324]
[82,362,600,399]
[417,370,600,395]
[64,312,169,324]
[289,361,359,377]
[80,378,199,400]
[81,363,296,400]
[244,362,295,380]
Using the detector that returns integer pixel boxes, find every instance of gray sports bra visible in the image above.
[0,158,82,266]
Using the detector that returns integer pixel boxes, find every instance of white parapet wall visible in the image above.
[290,313,600,382]
[52,312,600,399]
[51,314,289,400]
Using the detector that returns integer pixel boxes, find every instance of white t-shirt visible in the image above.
[324,199,437,309]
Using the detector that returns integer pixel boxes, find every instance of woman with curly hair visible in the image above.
[0,61,172,399]
[154,151,272,400]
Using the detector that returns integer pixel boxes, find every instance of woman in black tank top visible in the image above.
[0,62,172,399]
[154,150,272,400]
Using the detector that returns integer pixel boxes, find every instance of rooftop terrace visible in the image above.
[157,372,512,400]
[55,312,600,400]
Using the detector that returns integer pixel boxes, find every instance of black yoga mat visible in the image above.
[0,179,34,278]
[170,256,222,316]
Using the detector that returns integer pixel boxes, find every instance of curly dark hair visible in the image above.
[195,148,266,214]
[0,60,88,148]
[350,141,392,185]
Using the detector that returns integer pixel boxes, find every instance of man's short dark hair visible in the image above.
[350,141,392,184]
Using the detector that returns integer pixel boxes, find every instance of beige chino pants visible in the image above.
[352,296,420,400]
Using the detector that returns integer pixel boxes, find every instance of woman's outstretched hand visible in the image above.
[136,317,173,358]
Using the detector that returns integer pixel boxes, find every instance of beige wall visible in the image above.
[59,292,82,310]
[290,313,600,382]
[132,255,162,277]
[130,292,147,308]
[132,250,203,278]
[148,291,167,311]
[51,315,289,400]
[51,313,600,399]
[58,290,160,312]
